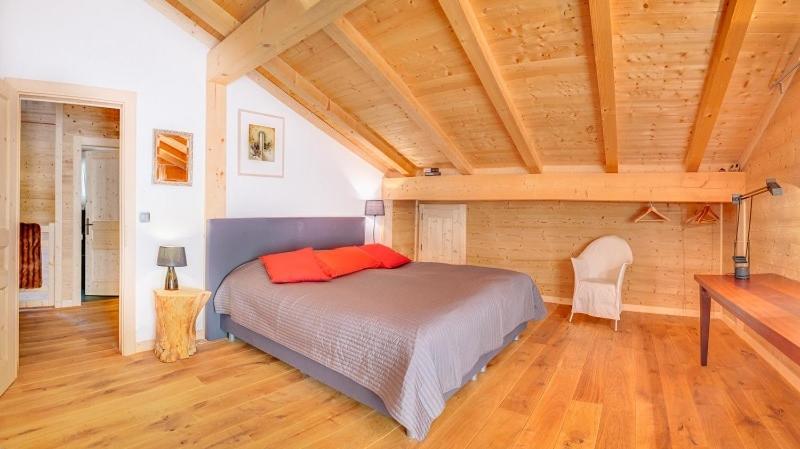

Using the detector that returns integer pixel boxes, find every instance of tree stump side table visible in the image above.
[153,288,211,363]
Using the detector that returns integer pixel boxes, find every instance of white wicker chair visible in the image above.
[569,235,633,331]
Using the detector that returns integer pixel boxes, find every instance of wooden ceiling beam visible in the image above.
[258,60,417,176]
[383,172,745,203]
[325,18,475,174]
[173,0,238,36]
[587,0,620,173]
[684,0,756,172]
[166,0,408,175]
[207,0,366,84]
[438,0,542,173]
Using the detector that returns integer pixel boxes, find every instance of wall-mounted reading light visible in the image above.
[731,178,783,280]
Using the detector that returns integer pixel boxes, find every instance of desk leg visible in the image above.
[700,287,710,366]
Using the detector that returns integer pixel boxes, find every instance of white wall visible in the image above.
[1,0,384,346]
[0,0,208,344]
[225,77,383,227]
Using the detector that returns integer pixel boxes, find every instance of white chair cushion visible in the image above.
[573,280,620,320]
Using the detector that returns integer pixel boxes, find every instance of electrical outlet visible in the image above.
[139,212,151,223]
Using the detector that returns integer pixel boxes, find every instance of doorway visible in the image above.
[0,78,138,397]
[79,140,121,302]
[18,102,121,308]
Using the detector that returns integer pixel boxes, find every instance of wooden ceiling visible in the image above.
[163,0,800,176]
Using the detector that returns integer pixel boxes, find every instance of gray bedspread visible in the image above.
[214,260,546,439]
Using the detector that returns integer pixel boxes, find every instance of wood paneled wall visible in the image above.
[737,79,800,280]
[20,101,56,224]
[61,105,119,304]
[390,200,416,260]
[722,75,800,386]
[392,200,723,315]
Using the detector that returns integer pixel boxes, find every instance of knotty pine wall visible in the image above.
[20,101,57,224]
[390,200,417,260]
[721,75,800,388]
[61,104,120,304]
[392,200,723,315]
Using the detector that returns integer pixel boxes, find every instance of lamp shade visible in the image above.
[157,246,187,267]
[364,200,385,216]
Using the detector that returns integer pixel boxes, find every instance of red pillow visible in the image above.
[359,244,412,269]
[259,247,331,283]
[314,246,381,278]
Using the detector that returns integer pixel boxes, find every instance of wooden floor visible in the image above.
[2,301,800,449]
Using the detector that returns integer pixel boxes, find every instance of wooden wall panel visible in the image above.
[721,74,800,386]
[390,200,416,260]
[61,105,120,304]
[467,201,720,313]
[706,2,800,169]
[20,101,56,224]
[392,200,723,314]
[726,75,800,281]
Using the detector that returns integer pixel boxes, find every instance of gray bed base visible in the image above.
[221,315,526,418]
[205,217,527,425]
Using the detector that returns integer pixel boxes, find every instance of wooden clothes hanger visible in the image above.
[686,204,719,225]
[634,202,671,223]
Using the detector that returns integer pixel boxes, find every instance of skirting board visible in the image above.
[542,296,720,319]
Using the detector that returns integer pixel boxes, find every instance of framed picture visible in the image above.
[238,109,285,177]
[153,129,193,186]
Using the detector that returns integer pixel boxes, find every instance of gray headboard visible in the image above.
[205,217,365,340]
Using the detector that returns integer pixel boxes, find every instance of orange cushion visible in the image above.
[359,244,412,269]
[314,246,381,278]
[259,247,331,283]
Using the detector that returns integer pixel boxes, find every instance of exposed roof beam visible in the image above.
[207,0,366,84]
[174,0,238,36]
[684,0,756,172]
[259,60,417,176]
[325,18,475,174]
[739,38,800,168]
[384,172,746,203]
[587,0,620,173]
[247,72,400,176]
[166,0,409,175]
[438,0,542,173]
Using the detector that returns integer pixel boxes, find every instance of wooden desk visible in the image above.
[695,274,800,367]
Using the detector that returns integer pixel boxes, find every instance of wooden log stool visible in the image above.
[153,288,211,362]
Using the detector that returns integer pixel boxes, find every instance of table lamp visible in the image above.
[731,178,782,280]
[157,246,187,290]
[364,200,385,243]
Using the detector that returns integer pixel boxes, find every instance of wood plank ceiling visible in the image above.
[166,0,800,176]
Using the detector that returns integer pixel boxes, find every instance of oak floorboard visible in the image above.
[1,301,800,449]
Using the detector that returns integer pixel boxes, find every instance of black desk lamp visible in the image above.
[157,246,187,290]
[365,200,385,243]
[731,178,782,280]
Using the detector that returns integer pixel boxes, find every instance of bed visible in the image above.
[205,217,547,439]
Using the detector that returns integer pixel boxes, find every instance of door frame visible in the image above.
[73,137,120,302]
[5,78,137,356]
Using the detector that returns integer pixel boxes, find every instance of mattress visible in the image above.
[214,260,547,439]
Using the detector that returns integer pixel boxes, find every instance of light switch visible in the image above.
[139,212,151,223]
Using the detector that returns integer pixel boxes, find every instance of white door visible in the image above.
[84,151,119,296]
[418,204,467,264]
[0,80,19,395]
